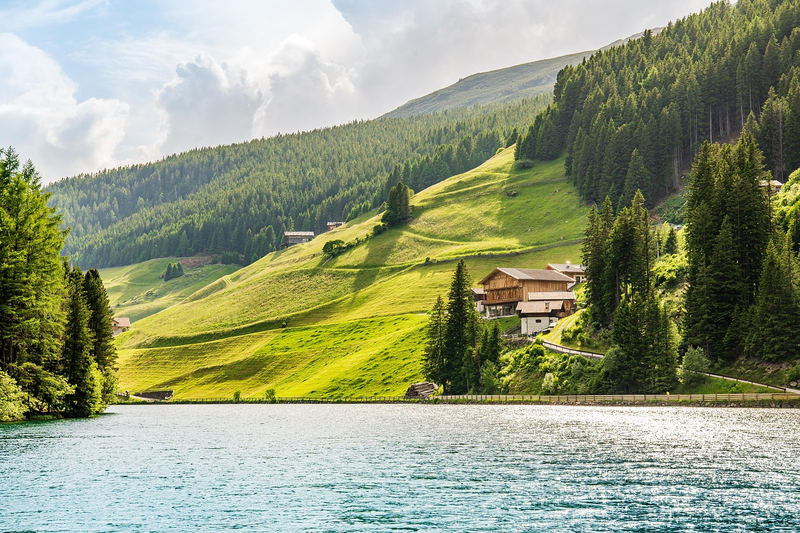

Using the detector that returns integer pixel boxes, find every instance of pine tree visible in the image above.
[663,227,678,255]
[422,296,447,386]
[442,260,478,394]
[62,270,102,417]
[747,237,800,362]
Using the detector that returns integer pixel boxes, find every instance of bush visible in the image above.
[512,159,535,170]
[787,364,800,383]
[0,371,25,422]
[221,251,239,264]
[679,346,709,386]
[264,388,277,403]
[479,362,499,394]
[233,390,242,402]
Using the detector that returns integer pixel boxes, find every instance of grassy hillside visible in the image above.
[100,258,240,323]
[116,148,588,398]
[384,51,590,118]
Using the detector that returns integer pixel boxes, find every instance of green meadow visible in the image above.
[116,148,589,398]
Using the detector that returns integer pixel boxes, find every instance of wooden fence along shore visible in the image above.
[124,392,800,406]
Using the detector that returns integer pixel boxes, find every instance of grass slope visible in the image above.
[100,258,239,322]
[116,149,589,398]
[384,51,591,118]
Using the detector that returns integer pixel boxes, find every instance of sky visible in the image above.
[0,0,717,183]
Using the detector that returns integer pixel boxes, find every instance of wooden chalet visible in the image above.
[516,291,577,334]
[112,317,131,336]
[478,268,574,318]
[545,262,586,285]
[326,221,345,232]
[282,231,315,248]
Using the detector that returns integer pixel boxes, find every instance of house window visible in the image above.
[535,319,542,323]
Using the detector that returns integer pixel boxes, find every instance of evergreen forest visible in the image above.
[0,149,116,421]
[515,0,800,208]
[47,97,549,268]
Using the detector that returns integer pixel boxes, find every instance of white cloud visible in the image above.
[254,35,358,136]
[0,33,128,181]
[155,53,265,155]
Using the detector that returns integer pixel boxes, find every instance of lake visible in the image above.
[1,404,798,531]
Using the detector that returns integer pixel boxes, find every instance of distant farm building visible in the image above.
[516,291,577,335]
[474,267,577,335]
[546,262,586,286]
[282,231,315,248]
[759,179,784,194]
[326,221,345,232]
[112,317,131,336]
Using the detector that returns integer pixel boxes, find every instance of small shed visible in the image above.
[404,382,438,399]
[545,262,586,284]
[282,231,315,248]
[326,222,345,232]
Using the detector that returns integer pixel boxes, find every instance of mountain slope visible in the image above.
[382,52,589,118]
[115,148,588,398]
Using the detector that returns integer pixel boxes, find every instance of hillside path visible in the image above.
[541,339,800,395]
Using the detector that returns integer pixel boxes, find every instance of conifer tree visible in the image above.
[62,270,102,417]
[442,260,478,393]
[422,296,447,386]
[747,237,800,362]
[663,227,678,255]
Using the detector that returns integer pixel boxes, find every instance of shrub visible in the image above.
[513,159,534,170]
[264,388,277,403]
[0,371,25,422]
[679,346,709,386]
[233,390,242,402]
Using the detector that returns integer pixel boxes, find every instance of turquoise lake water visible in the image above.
[1,404,799,532]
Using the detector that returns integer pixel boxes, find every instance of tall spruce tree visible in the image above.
[0,151,66,372]
[442,260,479,393]
[422,296,447,386]
[62,269,102,417]
[83,269,117,402]
[747,237,800,362]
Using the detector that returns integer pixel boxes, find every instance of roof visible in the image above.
[113,317,131,328]
[479,268,574,285]
[284,231,315,237]
[527,291,576,301]
[516,301,565,314]
[547,263,586,274]
[471,287,486,296]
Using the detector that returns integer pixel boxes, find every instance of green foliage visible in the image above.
[381,181,413,226]
[422,296,447,387]
[653,252,688,290]
[443,260,480,393]
[746,237,800,361]
[48,101,544,268]
[264,388,276,403]
[479,361,499,394]
[517,1,800,207]
[62,270,104,417]
[663,227,679,255]
[683,135,771,361]
[233,390,241,402]
[322,240,346,257]
[83,268,117,372]
[164,262,184,281]
[679,346,710,387]
[0,370,25,421]
[220,252,239,265]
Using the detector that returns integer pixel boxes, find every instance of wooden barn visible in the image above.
[545,262,586,285]
[477,268,574,318]
[282,231,315,248]
[326,222,345,232]
[516,291,577,334]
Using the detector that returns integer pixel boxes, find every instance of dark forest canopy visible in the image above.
[515,0,800,208]
[47,97,549,268]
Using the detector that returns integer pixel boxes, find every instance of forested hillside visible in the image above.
[515,0,800,208]
[47,100,546,268]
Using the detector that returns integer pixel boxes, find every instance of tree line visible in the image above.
[515,0,800,209]
[0,148,116,421]
[47,98,549,269]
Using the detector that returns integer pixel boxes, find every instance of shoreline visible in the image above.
[114,392,800,408]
